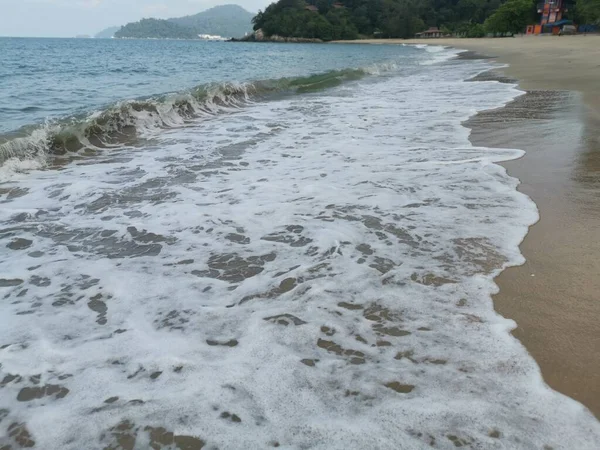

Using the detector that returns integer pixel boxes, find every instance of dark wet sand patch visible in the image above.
[0,187,29,201]
[206,339,238,347]
[7,238,32,250]
[7,422,36,448]
[192,252,275,283]
[300,359,318,367]
[372,325,410,337]
[337,302,363,311]
[88,294,108,325]
[102,421,205,450]
[225,233,250,244]
[155,309,194,331]
[0,279,23,287]
[220,412,242,423]
[261,225,312,247]
[317,339,365,364]
[29,276,50,287]
[264,314,306,326]
[240,277,301,304]
[384,382,415,394]
[447,434,473,447]
[467,79,600,417]
[410,273,456,287]
[17,384,69,402]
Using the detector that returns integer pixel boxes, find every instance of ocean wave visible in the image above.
[0,65,390,167]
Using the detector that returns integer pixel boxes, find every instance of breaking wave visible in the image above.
[0,65,393,167]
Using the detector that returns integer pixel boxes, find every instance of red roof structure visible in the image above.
[415,27,443,38]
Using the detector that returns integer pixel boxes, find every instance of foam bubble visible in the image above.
[0,49,598,450]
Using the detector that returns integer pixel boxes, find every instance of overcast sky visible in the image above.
[0,0,271,37]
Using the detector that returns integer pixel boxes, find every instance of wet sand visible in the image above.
[356,36,600,417]
[467,76,600,418]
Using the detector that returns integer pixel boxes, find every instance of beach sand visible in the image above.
[353,36,600,417]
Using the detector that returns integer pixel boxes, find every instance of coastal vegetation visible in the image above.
[252,2,360,40]
[252,0,527,40]
[252,0,599,40]
[484,0,535,35]
[576,0,600,24]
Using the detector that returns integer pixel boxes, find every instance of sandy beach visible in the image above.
[356,36,600,417]
[353,36,600,114]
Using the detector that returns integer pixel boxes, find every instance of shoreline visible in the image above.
[343,36,600,117]
[358,36,600,417]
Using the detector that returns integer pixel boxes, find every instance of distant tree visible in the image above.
[252,11,264,30]
[326,8,359,40]
[351,6,373,35]
[381,0,426,38]
[466,23,487,36]
[307,14,335,39]
[457,0,489,23]
[484,0,534,35]
[317,0,330,14]
[576,0,600,24]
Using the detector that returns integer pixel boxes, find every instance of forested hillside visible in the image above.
[253,0,599,41]
[114,5,254,40]
[252,0,507,40]
[115,19,199,39]
[169,5,254,38]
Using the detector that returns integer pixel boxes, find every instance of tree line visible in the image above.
[252,0,600,41]
[577,0,600,25]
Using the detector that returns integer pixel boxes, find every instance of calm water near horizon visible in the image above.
[1,38,599,449]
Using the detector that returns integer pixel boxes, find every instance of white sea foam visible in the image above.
[0,50,599,449]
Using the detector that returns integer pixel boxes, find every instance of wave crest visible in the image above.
[0,65,392,167]
[0,84,254,165]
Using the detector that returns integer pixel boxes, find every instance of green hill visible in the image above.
[115,18,199,39]
[168,5,254,38]
[114,5,254,40]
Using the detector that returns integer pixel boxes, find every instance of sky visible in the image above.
[0,0,271,37]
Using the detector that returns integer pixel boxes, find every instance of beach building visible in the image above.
[415,27,443,38]
[526,0,572,35]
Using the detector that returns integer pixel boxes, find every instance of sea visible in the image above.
[0,38,599,449]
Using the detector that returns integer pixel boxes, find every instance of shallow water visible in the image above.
[0,39,419,135]
[0,39,427,164]
[1,43,599,449]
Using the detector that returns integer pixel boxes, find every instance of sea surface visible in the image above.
[1,38,599,449]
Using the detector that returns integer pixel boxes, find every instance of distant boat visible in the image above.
[198,34,227,41]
